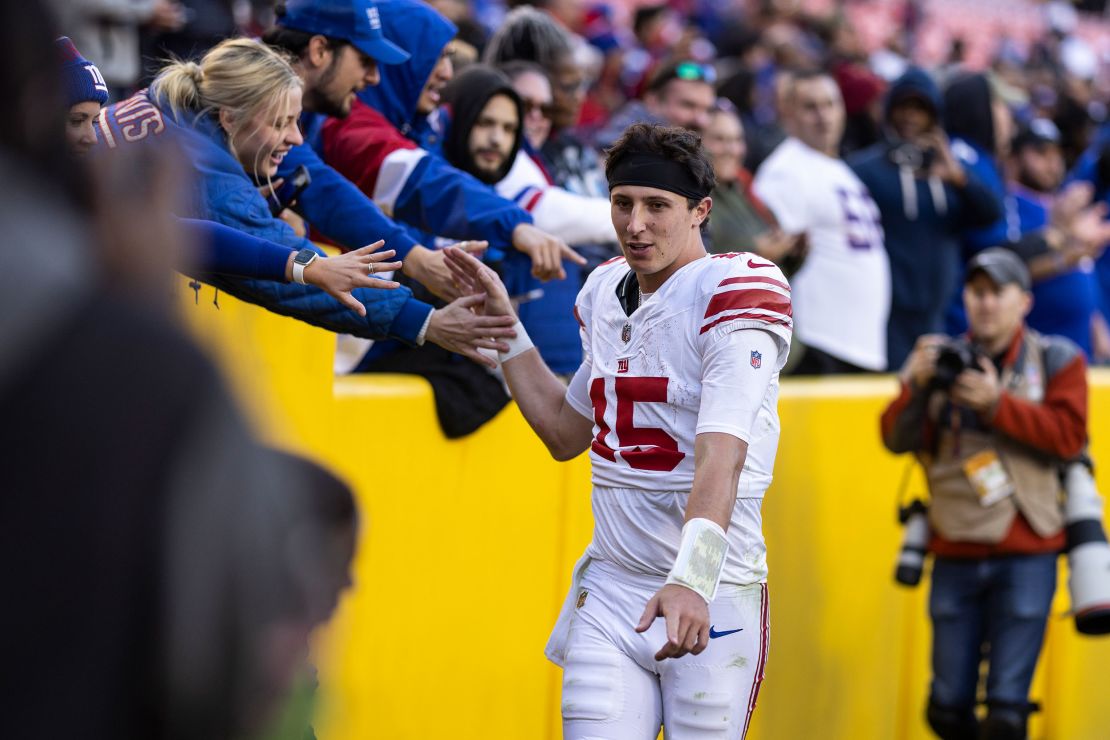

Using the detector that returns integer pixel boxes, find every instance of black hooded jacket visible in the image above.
[943,73,996,155]
[440,65,525,185]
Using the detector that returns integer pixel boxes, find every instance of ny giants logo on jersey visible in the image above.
[751,351,762,369]
[617,358,629,374]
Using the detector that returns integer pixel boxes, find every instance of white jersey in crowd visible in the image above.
[753,137,891,370]
[563,253,792,587]
[497,151,617,246]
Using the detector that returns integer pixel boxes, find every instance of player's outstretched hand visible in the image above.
[296,241,403,317]
[636,583,710,661]
[443,246,516,318]
[403,241,488,301]
[425,294,518,369]
[511,223,587,282]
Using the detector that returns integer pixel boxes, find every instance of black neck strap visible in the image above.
[616,269,639,317]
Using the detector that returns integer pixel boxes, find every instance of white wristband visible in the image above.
[666,518,729,604]
[499,320,534,363]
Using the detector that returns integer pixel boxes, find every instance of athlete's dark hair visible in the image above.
[605,123,716,220]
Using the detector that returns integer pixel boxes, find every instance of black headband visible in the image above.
[607,151,711,201]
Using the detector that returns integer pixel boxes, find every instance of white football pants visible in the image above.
[561,559,769,740]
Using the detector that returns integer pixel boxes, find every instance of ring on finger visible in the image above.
[369,262,376,275]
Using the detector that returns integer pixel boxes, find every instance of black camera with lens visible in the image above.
[932,340,985,390]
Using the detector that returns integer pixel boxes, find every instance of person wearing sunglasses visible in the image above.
[596,59,717,150]
[503,60,556,151]
[484,7,610,210]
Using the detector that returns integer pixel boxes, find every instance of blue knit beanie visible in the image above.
[55,36,109,107]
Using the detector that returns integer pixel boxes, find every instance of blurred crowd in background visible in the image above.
[46,0,1110,433]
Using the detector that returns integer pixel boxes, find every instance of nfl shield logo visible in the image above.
[621,323,632,343]
[750,350,762,369]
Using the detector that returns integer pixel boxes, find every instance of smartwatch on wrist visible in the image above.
[292,248,318,285]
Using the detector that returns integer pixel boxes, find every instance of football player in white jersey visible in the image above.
[444,123,793,739]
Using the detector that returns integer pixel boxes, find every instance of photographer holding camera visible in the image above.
[850,67,1002,370]
[881,248,1089,740]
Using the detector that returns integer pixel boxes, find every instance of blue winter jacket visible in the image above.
[366,5,584,373]
[180,218,290,281]
[357,0,456,139]
[101,90,432,342]
[324,0,529,256]
[279,112,421,259]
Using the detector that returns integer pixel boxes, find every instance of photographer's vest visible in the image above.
[923,330,1064,544]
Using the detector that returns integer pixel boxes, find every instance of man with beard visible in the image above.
[437,64,615,374]
[252,0,476,293]
[260,0,475,299]
[315,0,581,285]
[439,65,615,251]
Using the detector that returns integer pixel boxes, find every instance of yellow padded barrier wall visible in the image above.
[178,283,1110,740]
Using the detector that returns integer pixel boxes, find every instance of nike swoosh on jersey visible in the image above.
[747,258,775,269]
[708,626,743,639]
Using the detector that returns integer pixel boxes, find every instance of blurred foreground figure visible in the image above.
[0,3,354,739]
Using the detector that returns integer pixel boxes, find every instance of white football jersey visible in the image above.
[563,253,792,584]
[753,137,891,370]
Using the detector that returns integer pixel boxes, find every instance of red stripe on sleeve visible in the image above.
[699,312,791,335]
[704,288,793,321]
[523,189,544,212]
[573,305,584,329]
[719,275,790,292]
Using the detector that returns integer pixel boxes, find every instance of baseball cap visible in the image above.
[277,0,409,65]
[1012,118,1061,152]
[965,248,1031,291]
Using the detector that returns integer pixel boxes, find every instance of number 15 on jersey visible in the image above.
[589,376,686,472]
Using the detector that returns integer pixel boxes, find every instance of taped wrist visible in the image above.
[665,518,729,604]
[499,320,534,363]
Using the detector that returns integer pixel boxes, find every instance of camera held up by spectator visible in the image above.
[888,140,935,175]
[931,340,988,390]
